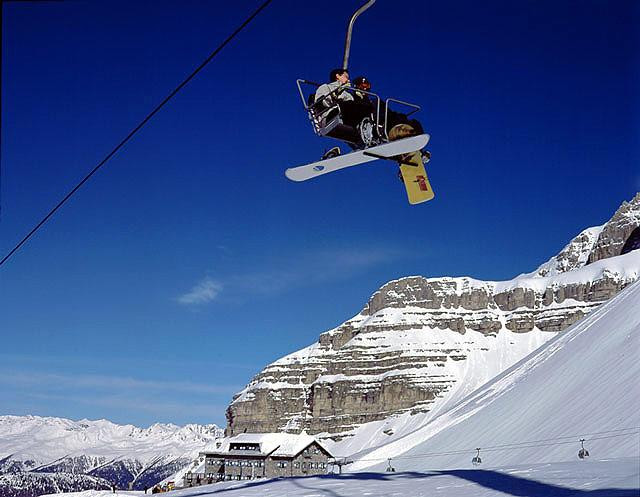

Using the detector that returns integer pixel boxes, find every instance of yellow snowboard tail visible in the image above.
[399,151,435,205]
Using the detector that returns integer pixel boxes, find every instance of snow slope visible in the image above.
[298,249,640,458]
[349,278,640,471]
[42,458,639,497]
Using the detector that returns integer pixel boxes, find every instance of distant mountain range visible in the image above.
[226,193,640,458]
[0,416,223,497]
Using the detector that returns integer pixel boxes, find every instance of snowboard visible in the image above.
[285,134,430,182]
[398,151,434,205]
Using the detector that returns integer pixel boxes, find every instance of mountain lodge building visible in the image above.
[183,432,333,484]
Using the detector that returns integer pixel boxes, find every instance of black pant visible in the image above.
[338,100,374,129]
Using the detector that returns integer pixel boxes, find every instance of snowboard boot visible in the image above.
[357,117,376,148]
[388,123,417,141]
[321,146,341,160]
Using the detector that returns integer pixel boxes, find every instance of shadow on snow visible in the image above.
[181,470,639,497]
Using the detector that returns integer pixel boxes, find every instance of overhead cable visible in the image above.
[0,0,272,268]
[349,427,640,463]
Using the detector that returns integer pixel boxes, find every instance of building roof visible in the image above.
[205,432,332,458]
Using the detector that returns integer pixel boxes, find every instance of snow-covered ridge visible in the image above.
[526,226,603,277]
[246,249,640,374]
[0,416,224,496]
[0,415,222,464]
[494,247,640,293]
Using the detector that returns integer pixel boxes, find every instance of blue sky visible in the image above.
[0,0,638,428]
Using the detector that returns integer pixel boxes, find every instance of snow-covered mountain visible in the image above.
[226,194,640,458]
[39,278,640,497]
[0,416,223,496]
[0,473,111,497]
[350,275,640,472]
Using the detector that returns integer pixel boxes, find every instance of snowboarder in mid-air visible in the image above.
[314,70,429,161]
[288,67,434,204]
[285,0,435,205]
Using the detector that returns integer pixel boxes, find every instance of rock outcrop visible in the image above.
[226,195,640,441]
[587,192,640,264]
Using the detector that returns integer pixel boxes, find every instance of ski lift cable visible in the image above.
[352,428,640,462]
[476,427,640,450]
[0,0,273,269]
[354,430,640,463]
[339,425,640,461]
[380,430,640,461]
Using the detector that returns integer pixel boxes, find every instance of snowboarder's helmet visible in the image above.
[354,76,371,91]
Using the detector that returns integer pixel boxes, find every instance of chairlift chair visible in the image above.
[295,0,422,153]
[286,0,434,206]
[472,448,482,466]
[578,439,590,459]
[296,79,422,150]
[385,458,396,472]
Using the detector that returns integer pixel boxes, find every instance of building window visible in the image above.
[321,463,325,469]
[294,462,300,468]
[302,462,306,469]
[230,443,259,451]
[277,461,288,468]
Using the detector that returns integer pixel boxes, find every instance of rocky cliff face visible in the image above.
[226,195,640,442]
[587,193,640,264]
